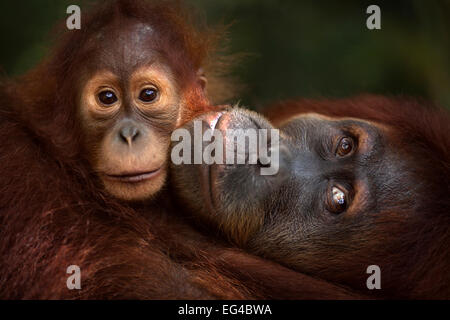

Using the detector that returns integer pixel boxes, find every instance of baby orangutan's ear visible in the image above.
[197,68,208,92]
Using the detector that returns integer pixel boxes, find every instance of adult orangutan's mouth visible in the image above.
[105,168,162,183]
[198,111,226,215]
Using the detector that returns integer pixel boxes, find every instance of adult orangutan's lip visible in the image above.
[105,168,162,183]
[209,112,224,129]
[199,111,227,215]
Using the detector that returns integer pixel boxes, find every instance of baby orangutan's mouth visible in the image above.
[105,168,162,183]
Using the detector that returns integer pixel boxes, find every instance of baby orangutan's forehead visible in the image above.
[87,21,166,75]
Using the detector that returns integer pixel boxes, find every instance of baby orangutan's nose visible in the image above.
[119,124,140,146]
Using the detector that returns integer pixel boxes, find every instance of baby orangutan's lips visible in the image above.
[105,168,162,183]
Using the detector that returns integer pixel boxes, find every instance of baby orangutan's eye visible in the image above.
[139,87,159,103]
[327,186,348,214]
[98,90,118,106]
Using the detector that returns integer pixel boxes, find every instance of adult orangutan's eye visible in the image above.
[139,87,159,103]
[327,186,348,214]
[336,137,354,157]
[98,90,118,106]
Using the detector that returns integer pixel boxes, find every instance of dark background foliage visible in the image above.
[0,0,449,110]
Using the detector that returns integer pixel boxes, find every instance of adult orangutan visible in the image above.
[171,95,450,299]
[0,0,360,299]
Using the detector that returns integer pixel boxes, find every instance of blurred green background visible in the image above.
[0,0,449,110]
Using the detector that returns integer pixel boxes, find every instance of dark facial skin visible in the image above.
[78,20,203,200]
[171,108,425,293]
